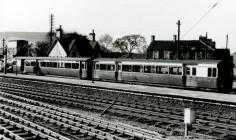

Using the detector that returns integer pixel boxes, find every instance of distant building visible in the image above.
[6,40,28,62]
[147,35,217,60]
[48,29,102,58]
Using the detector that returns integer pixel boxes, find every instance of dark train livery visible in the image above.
[13,57,234,91]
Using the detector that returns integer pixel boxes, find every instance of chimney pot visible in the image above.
[151,35,155,42]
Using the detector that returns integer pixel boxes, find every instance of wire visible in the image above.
[181,0,224,39]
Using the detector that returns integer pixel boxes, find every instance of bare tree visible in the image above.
[98,34,113,52]
[113,34,146,55]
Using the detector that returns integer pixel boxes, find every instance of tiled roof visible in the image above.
[148,40,215,51]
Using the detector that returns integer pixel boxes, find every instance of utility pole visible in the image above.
[49,14,54,47]
[2,38,7,74]
[205,32,208,59]
[2,38,5,73]
[177,20,181,59]
[226,34,228,49]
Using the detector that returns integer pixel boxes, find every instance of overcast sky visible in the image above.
[1,0,235,53]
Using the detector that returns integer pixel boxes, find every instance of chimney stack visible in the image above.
[56,25,63,40]
[89,29,96,41]
[173,35,177,42]
[151,35,155,42]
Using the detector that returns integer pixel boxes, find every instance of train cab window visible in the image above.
[41,62,46,67]
[52,62,58,68]
[212,68,217,77]
[192,67,196,76]
[208,68,212,77]
[95,64,100,70]
[156,66,169,74]
[107,64,115,71]
[208,68,217,77]
[100,64,107,70]
[132,65,141,72]
[72,63,79,69]
[122,65,131,72]
[65,63,71,68]
[31,61,36,66]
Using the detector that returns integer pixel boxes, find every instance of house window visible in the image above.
[153,51,159,59]
[164,51,170,59]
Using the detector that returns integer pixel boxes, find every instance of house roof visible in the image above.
[148,39,215,51]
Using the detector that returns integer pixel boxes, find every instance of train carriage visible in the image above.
[13,57,89,79]
[93,59,117,81]
[118,59,185,86]
[13,57,233,92]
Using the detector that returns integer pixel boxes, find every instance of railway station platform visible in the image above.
[1,73,236,104]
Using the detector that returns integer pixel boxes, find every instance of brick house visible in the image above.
[147,35,216,60]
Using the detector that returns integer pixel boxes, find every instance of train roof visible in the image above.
[93,58,224,65]
[14,57,90,61]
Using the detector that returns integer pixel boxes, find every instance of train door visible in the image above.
[86,60,93,80]
[116,62,122,81]
[185,65,197,87]
[20,59,25,72]
[79,61,82,78]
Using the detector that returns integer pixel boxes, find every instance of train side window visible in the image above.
[25,61,30,66]
[52,62,57,68]
[100,64,107,70]
[41,62,46,67]
[60,62,64,68]
[186,67,190,75]
[122,65,131,72]
[212,68,217,77]
[46,62,50,67]
[192,67,196,76]
[144,65,151,73]
[107,64,115,71]
[132,65,141,72]
[151,66,156,73]
[170,67,181,75]
[156,66,169,74]
[72,63,79,69]
[65,63,71,68]
[31,61,36,66]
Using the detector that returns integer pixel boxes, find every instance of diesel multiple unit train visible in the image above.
[12,57,234,91]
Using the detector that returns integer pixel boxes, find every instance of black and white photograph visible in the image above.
[0,0,236,139]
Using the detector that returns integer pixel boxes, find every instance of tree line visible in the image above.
[30,32,147,57]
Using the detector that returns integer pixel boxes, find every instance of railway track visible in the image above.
[0,90,163,139]
[0,80,236,139]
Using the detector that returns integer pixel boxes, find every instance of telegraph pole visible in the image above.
[2,38,5,73]
[2,38,7,74]
[205,32,208,59]
[50,14,54,47]
[177,20,181,59]
[226,34,228,49]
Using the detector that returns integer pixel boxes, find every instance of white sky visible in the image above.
[1,0,236,53]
